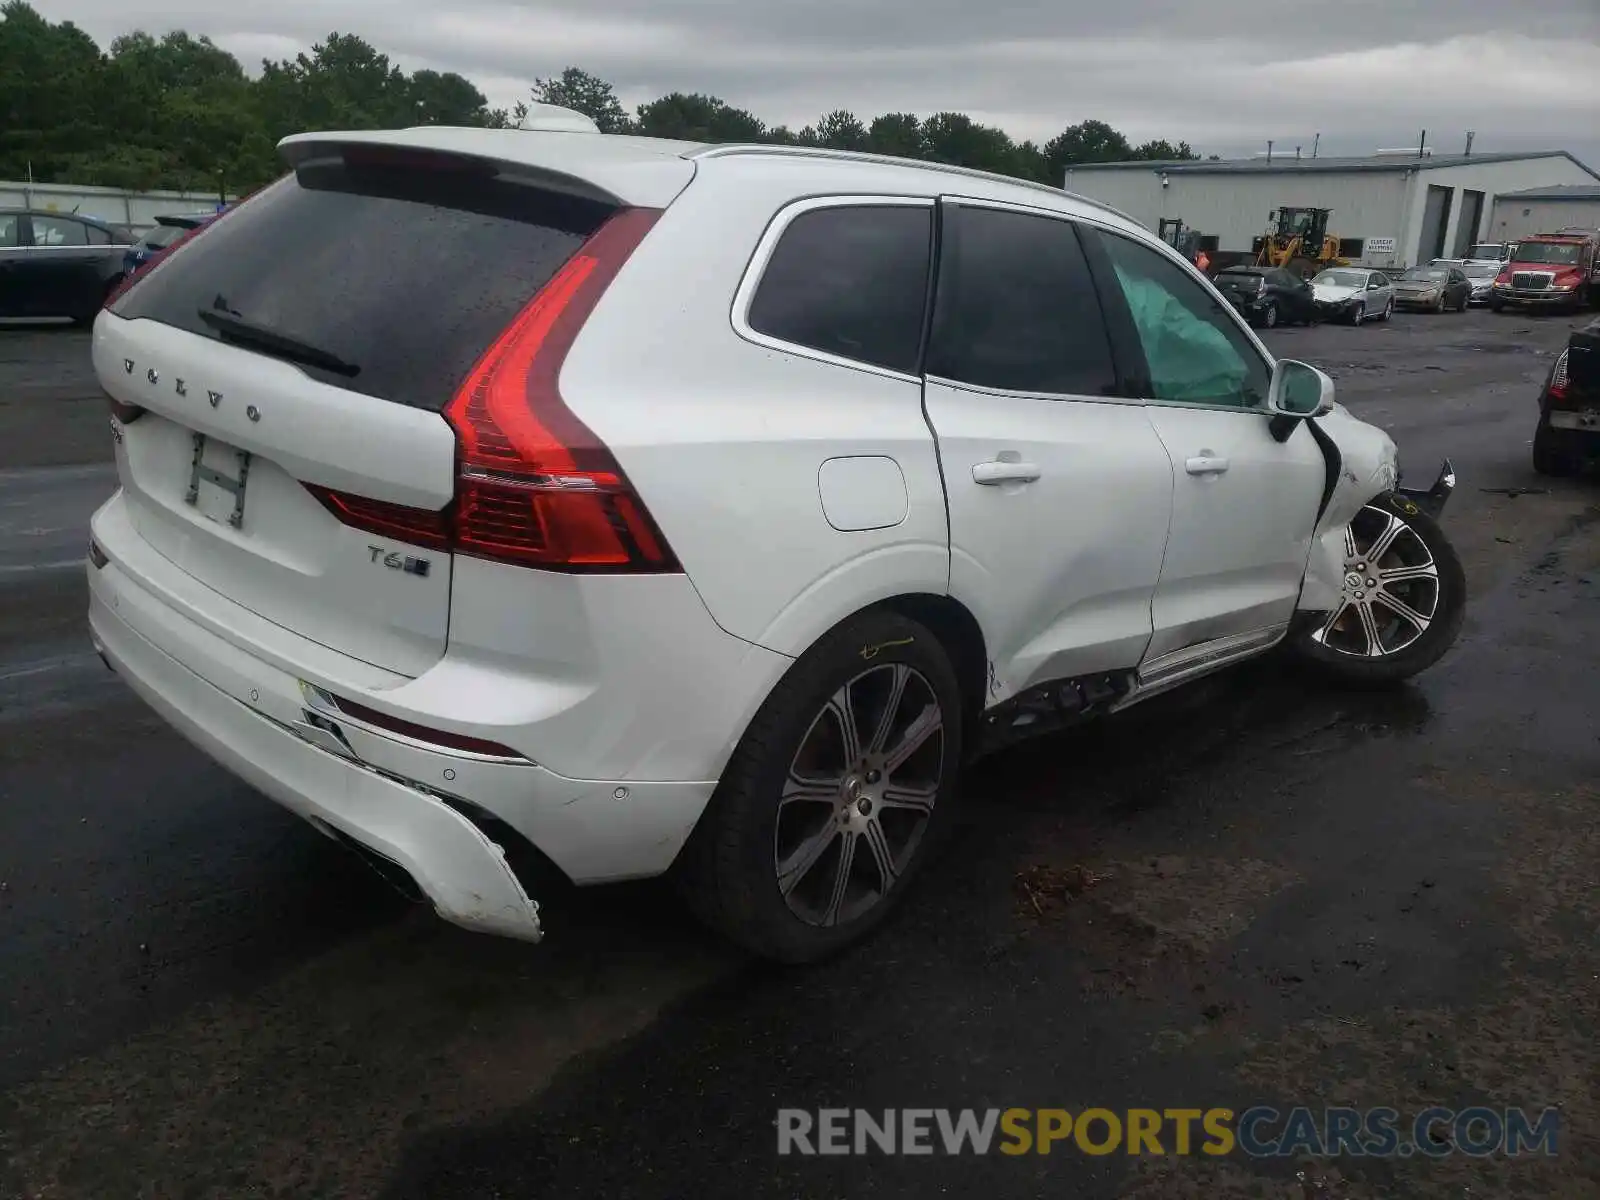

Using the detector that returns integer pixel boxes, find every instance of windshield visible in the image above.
[1313,270,1366,287]
[1468,244,1504,259]
[1516,242,1583,265]
[1217,271,1262,288]
[1401,268,1447,282]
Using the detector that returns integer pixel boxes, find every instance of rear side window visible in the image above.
[927,205,1118,397]
[0,213,18,248]
[746,203,932,375]
[31,216,88,247]
[111,157,616,411]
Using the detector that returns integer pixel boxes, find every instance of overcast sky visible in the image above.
[45,0,1600,165]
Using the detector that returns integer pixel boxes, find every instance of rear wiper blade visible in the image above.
[196,308,360,378]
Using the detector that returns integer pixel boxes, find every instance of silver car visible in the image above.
[1309,267,1394,325]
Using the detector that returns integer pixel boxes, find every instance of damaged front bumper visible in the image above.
[1394,457,1457,519]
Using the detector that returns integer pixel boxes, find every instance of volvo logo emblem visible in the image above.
[146,368,159,385]
[175,379,187,397]
[207,390,223,408]
[123,358,134,374]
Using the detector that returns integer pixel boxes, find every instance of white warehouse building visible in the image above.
[1062,150,1600,269]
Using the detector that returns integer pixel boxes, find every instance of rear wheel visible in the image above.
[1533,417,1582,477]
[678,610,962,962]
[1289,494,1465,686]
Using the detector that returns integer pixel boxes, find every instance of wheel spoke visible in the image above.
[1372,588,1432,633]
[863,820,898,890]
[1363,512,1406,563]
[778,826,838,897]
[1317,599,1352,641]
[821,831,857,925]
[1343,525,1359,562]
[880,780,938,815]
[865,663,911,757]
[1379,560,1437,584]
[824,684,864,766]
[882,703,941,775]
[1355,600,1386,656]
[780,769,842,811]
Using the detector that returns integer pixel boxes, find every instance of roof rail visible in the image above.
[687,143,1139,225]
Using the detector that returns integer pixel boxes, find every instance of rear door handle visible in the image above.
[972,460,1041,485]
[1185,454,1230,476]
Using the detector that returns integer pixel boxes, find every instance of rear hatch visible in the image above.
[1214,271,1263,300]
[98,145,660,676]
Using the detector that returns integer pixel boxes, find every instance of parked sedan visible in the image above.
[1457,260,1501,306]
[1309,267,1394,325]
[0,208,133,324]
[1392,265,1472,313]
[1212,266,1318,328]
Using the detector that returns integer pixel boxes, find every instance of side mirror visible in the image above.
[1267,359,1335,418]
[1368,281,1384,291]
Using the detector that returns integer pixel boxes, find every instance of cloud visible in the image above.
[49,0,1600,162]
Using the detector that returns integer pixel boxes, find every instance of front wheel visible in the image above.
[1259,301,1279,329]
[678,610,962,962]
[1288,494,1466,686]
[1349,302,1366,326]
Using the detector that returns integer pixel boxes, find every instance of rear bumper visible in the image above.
[91,587,547,941]
[87,489,743,940]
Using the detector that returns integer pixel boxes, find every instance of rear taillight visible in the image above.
[1549,349,1571,406]
[310,207,680,574]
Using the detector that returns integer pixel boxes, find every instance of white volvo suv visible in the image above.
[87,111,1464,961]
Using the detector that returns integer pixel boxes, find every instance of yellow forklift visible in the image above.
[1253,207,1349,276]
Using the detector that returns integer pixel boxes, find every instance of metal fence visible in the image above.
[0,180,236,232]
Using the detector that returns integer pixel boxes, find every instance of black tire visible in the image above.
[1288,492,1466,687]
[677,609,963,963]
[1349,302,1365,326]
[1379,298,1393,321]
[1259,301,1279,329]
[1532,417,1581,477]
[1489,298,1505,313]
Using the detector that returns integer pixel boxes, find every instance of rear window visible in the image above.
[1217,271,1262,287]
[111,156,616,411]
[746,203,933,375]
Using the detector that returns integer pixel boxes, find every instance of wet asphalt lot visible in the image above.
[1,308,1598,1198]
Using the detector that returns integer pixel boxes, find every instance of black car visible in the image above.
[1532,316,1600,476]
[0,208,133,324]
[1211,266,1318,328]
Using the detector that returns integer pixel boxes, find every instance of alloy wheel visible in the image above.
[1351,302,1365,326]
[775,662,944,927]
[1310,504,1441,659]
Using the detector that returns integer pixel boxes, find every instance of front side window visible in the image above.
[1090,229,1270,410]
[926,204,1118,397]
[29,216,88,247]
[746,203,932,375]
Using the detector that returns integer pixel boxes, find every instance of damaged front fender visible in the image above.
[1297,404,1406,613]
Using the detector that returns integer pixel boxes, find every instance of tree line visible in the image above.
[0,0,1199,197]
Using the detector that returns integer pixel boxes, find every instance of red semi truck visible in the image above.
[1489,229,1600,314]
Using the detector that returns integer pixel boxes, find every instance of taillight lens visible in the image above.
[1549,349,1570,405]
[309,207,680,575]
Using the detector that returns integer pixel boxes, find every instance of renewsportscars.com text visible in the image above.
[776,1106,1560,1158]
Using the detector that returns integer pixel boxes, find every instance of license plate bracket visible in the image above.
[184,431,252,528]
